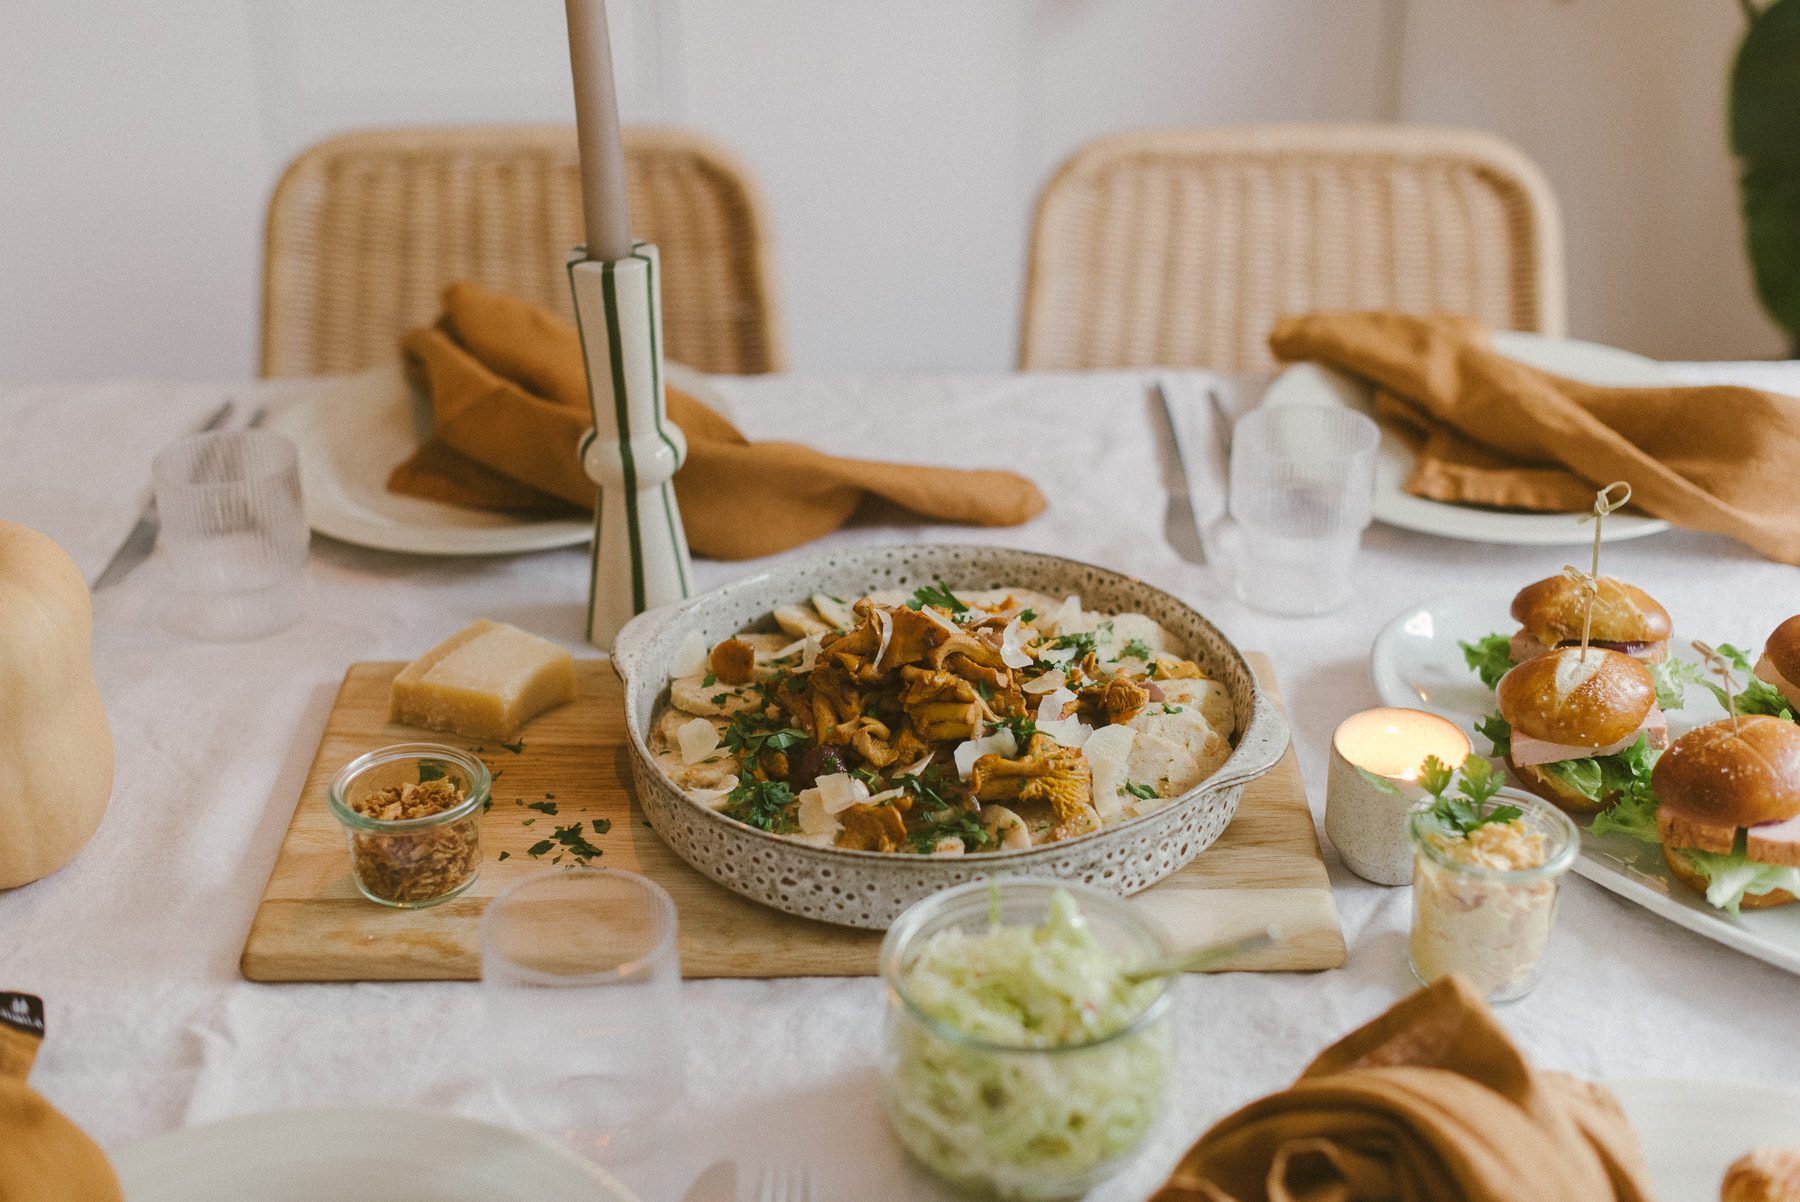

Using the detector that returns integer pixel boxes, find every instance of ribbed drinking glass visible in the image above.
[150,428,308,639]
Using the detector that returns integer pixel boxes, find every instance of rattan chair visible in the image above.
[262,125,783,378]
[1019,124,1565,373]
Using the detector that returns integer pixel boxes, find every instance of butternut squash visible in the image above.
[0,521,112,888]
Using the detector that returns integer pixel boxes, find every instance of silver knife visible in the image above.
[91,398,235,590]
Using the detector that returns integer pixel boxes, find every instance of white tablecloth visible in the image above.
[5,363,1800,1200]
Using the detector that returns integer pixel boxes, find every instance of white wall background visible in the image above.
[0,0,1783,386]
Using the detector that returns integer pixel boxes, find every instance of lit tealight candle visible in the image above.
[1325,708,1472,885]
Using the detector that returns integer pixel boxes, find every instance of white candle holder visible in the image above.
[566,243,694,649]
[1324,708,1472,886]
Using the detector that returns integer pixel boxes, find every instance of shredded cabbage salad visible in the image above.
[883,890,1169,1199]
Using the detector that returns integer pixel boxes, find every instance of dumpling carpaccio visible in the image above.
[1121,678,1233,811]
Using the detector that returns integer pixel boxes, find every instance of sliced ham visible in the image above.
[1510,705,1668,768]
[1748,813,1800,868]
[1657,806,1737,854]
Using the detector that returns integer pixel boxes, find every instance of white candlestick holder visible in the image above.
[567,243,694,649]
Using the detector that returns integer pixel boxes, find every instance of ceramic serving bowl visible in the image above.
[611,544,1289,929]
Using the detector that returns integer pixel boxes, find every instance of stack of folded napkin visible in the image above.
[1152,976,1654,1202]
[1271,311,1800,565]
[389,284,1046,560]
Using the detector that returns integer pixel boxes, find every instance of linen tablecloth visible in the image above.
[4,364,1799,1200]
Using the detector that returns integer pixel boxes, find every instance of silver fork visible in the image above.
[756,1163,816,1202]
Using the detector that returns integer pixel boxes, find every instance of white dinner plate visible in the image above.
[1265,330,1674,546]
[1610,1077,1800,1202]
[114,1106,639,1202]
[264,362,722,557]
[1370,590,1800,976]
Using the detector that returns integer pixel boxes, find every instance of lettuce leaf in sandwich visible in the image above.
[1697,643,1798,722]
[1459,634,1514,690]
[1476,713,1661,842]
[1673,834,1800,915]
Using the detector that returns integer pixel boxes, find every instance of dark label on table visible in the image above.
[0,992,44,1038]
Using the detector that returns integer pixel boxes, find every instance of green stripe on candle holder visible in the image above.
[633,242,690,596]
[599,260,646,615]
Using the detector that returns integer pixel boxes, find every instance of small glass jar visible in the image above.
[328,743,488,908]
[1407,787,1579,1003]
[878,879,1175,1201]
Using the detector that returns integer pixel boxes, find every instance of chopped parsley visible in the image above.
[550,820,606,864]
[498,739,525,754]
[901,767,956,811]
[1122,638,1154,661]
[723,774,799,833]
[987,715,1038,745]
[417,760,449,783]
[909,811,994,853]
[702,673,717,687]
[1124,781,1159,801]
[526,839,554,857]
[722,714,810,759]
[908,580,969,614]
[1017,608,1037,622]
[496,851,510,861]
[526,800,558,815]
[1049,630,1098,658]
[1162,703,1183,714]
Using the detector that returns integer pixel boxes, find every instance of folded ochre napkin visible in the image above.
[1151,976,1654,1202]
[1270,311,1800,565]
[0,993,123,1202]
[388,283,1047,560]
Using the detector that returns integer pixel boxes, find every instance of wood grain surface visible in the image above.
[241,653,1344,981]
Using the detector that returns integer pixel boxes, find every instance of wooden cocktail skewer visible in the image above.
[1564,481,1633,662]
[1692,640,1743,733]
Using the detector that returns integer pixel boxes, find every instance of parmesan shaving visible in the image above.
[677,717,721,764]
[1023,670,1067,695]
[1047,594,1083,633]
[671,630,709,677]
[874,607,894,668]
[1036,687,1077,725]
[894,752,935,777]
[815,772,870,814]
[689,784,736,810]
[1036,716,1094,749]
[954,728,1018,779]
[999,619,1034,669]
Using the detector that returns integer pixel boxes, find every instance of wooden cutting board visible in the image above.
[242,653,1344,981]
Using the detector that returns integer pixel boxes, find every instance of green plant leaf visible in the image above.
[1732,0,1800,350]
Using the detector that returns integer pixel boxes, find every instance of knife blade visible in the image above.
[91,398,235,590]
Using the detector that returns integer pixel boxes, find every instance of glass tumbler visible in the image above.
[151,428,308,639]
[1407,788,1580,1003]
[879,879,1176,1200]
[1219,404,1378,616]
[480,868,683,1160]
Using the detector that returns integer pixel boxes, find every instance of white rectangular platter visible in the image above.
[1371,589,1800,977]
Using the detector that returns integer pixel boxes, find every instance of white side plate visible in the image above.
[1371,590,1800,976]
[1266,331,1673,546]
[114,1106,639,1202]
[264,362,723,557]
[1610,1077,1800,1202]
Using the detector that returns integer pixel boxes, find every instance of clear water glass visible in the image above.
[1224,404,1378,615]
[151,428,308,639]
[479,868,683,1160]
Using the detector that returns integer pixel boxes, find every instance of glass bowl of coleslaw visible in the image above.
[878,878,1176,1199]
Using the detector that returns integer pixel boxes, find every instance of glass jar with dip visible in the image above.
[1407,786,1579,1003]
[1325,708,1472,885]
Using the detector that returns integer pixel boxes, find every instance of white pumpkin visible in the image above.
[0,521,112,888]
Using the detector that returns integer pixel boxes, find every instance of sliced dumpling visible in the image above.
[669,673,762,717]
[1155,677,1235,736]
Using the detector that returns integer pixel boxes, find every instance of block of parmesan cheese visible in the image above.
[389,619,576,740]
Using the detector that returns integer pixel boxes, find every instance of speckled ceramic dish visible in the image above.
[611,545,1289,928]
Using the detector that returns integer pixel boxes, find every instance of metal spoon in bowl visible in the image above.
[1122,927,1280,983]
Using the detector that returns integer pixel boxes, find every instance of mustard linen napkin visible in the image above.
[1270,311,1800,564]
[1151,976,1655,1202]
[388,284,1047,560]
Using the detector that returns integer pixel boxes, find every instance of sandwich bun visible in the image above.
[1761,615,1800,708]
[1510,575,1671,648]
[1496,646,1656,748]
[1651,715,1800,829]
[1661,844,1796,910]
[1722,1147,1800,1202]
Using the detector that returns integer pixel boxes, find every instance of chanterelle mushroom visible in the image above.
[967,733,1094,826]
[899,666,996,742]
[709,637,756,686]
[1082,675,1149,725]
[836,803,907,852]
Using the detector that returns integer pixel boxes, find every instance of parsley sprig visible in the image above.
[909,811,995,853]
[721,713,809,759]
[986,715,1037,745]
[908,581,968,615]
[723,774,799,833]
[1420,754,1520,835]
[1122,638,1154,661]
